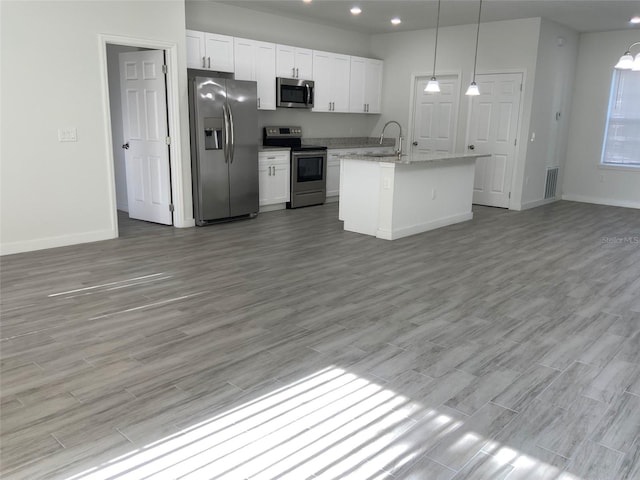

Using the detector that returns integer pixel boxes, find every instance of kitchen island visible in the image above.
[338,152,489,240]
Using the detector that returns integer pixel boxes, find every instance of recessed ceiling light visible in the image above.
[350,6,362,15]
[303,0,312,3]
[630,16,640,24]
[391,17,402,25]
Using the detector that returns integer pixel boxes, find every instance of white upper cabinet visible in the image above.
[312,51,351,113]
[186,30,383,114]
[186,30,234,72]
[364,58,383,114]
[349,56,383,114]
[276,44,313,79]
[234,37,276,110]
[186,30,206,69]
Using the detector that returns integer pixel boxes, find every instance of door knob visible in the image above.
[412,141,418,146]
[468,144,475,150]
[122,142,130,149]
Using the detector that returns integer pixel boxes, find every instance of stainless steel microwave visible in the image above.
[276,78,314,109]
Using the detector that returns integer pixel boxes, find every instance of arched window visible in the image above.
[601,69,640,166]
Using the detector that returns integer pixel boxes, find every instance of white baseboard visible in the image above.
[520,197,559,210]
[562,194,640,210]
[325,196,339,204]
[259,203,286,213]
[1,228,117,256]
[377,212,473,240]
[175,217,195,228]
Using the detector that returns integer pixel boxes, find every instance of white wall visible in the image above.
[185,0,379,139]
[0,0,191,255]
[521,19,579,209]
[563,30,640,209]
[371,18,542,209]
[186,1,371,57]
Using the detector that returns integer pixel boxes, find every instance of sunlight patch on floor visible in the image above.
[64,366,569,479]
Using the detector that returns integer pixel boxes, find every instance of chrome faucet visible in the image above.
[379,120,403,157]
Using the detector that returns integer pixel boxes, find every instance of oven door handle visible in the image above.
[293,150,326,157]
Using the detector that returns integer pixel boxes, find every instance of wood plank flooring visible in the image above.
[1,201,639,479]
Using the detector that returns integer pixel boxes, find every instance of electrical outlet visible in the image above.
[58,128,77,142]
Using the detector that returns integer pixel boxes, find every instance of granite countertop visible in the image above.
[259,146,291,152]
[340,152,490,165]
[302,137,395,149]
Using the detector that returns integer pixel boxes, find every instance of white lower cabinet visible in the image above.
[259,151,290,210]
[327,147,394,200]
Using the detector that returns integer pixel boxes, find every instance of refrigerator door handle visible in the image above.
[228,102,235,163]
[222,103,230,163]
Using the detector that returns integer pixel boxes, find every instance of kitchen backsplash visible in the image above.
[303,137,395,149]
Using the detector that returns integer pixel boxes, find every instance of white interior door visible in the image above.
[467,73,522,208]
[410,75,460,154]
[119,50,172,225]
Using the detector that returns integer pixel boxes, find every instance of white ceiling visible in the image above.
[217,0,640,34]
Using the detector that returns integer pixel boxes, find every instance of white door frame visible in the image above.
[407,70,462,151]
[464,69,527,210]
[98,34,191,237]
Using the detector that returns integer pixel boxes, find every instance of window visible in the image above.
[601,69,640,166]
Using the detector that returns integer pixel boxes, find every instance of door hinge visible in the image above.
[514,138,517,146]
[162,64,168,74]
[169,204,175,212]
[166,136,171,145]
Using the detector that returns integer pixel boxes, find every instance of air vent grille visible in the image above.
[544,166,559,199]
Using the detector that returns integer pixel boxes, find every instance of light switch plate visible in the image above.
[58,128,78,142]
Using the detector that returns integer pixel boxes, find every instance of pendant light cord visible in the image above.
[471,0,483,82]
[432,0,442,77]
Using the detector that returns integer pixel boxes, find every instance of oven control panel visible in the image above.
[264,126,302,138]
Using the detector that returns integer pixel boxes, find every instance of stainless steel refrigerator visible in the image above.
[188,77,259,225]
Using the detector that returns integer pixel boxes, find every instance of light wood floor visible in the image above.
[1,201,639,479]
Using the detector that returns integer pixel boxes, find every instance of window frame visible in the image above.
[600,68,640,169]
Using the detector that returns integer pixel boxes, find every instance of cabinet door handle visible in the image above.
[202,56,206,68]
[258,98,260,109]
[296,67,299,78]
[267,156,276,159]
[207,57,211,69]
[292,67,295,77]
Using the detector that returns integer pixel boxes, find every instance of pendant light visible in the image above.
[615,42,640,71]
[425,0,442,93]
[466,0,483,96]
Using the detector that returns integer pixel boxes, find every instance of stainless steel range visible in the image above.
[263,126,328,209]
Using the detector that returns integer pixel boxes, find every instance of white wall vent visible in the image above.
[544,166,559,199]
